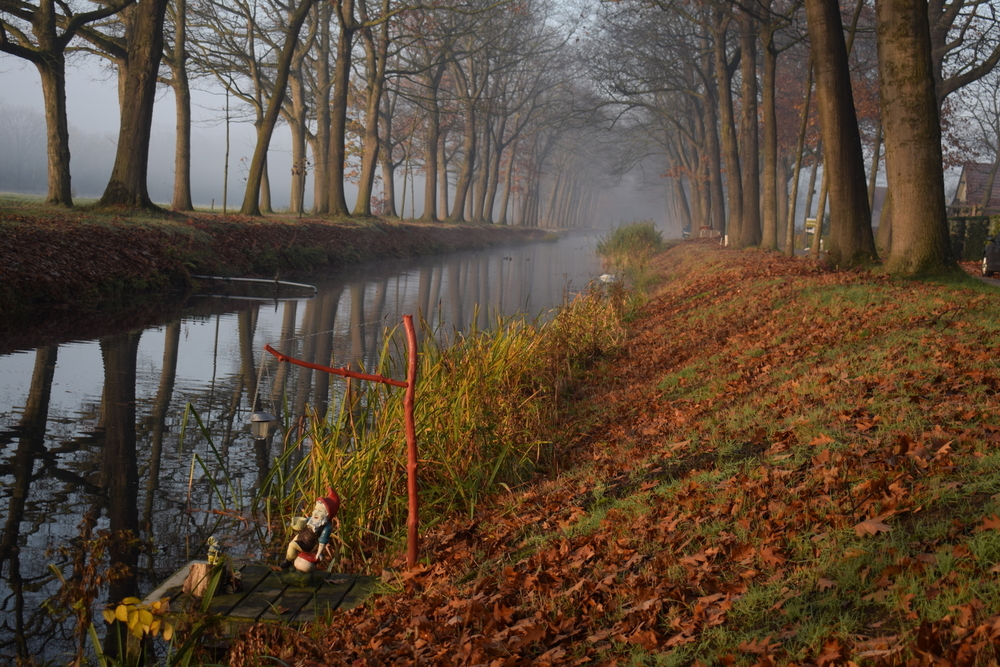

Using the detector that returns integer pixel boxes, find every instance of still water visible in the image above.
[0,231,605,662]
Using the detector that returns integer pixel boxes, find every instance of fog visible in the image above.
[0,56,312,208]
[0,55,667,227]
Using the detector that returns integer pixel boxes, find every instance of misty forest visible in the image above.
[2,0,1000,274]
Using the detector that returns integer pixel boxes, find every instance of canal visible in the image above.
[0,230,605,662]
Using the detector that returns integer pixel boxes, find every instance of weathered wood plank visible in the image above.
[144,560,373,624]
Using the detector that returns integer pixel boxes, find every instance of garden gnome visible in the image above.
[280,487,340,571]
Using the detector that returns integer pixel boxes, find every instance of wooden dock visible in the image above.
[144,561,373,624]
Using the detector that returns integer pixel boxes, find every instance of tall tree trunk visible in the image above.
[812,172,829,257]
[168,0,193,211]
[804,0,876,266]
[260,155,273,213]
[37,59,73,206]
[737,10,762,248]
[878,0,954,275]
[785,64,814,255]
[867,118,883,216]
[312,0,332,214]
[760,9,779,249]
[353,6,390,217]
[449,102,476,222]
[777,154,789,246]
[240,0,316,215]
[420,68,444,221]
[674,176,693,234]
[804,142,821,228]
[378,95,398,217]
[287,63,309,215]
[473,119,492,221]
[715,8,742,242]
[439,134,450,218]
[327,0,358,217]
[876,192,893,253]
[483,115,507,223]
[702,33,726,233]
[497,136,519,225]
[99,0,169,209]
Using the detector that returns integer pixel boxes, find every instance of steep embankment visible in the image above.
[231,241,1000,666]
[0,209,549,310]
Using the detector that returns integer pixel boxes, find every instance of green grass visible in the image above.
[596,221,667,291]
[254,285,632,563]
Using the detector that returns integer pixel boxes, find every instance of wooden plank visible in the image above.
[142,560,207,604]
[259,588,315,621]
[144,560,374,624]
[288,573,359,623]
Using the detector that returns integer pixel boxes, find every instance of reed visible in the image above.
[596,220,666,290]
[254,284,629,562]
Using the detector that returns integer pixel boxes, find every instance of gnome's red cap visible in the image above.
[318,487,340,517]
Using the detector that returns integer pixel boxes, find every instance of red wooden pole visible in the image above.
[262,344,408,387]
[263,319,420,567]
[403,315,419,569]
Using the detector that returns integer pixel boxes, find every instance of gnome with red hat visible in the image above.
[280,487,340,571]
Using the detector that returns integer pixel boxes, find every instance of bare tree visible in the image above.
[0,0,135,206]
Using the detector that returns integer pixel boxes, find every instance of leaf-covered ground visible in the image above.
[229,242,1000,666]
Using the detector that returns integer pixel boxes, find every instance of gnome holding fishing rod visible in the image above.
[279,487,341,572]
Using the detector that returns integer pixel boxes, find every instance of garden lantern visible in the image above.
[249,411,276,440]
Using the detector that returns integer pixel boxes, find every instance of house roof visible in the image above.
[952,162,1000,213]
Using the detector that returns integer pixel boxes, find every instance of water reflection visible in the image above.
[0,232,604,662]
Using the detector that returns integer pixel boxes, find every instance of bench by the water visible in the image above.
[144,561,373,624]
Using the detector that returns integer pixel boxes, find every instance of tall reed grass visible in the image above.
[254,283,629,562]
[596,220,666,291]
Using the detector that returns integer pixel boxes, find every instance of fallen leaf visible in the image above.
[975,514,1000,532]
[854,519,892,536]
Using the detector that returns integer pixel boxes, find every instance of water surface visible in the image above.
[0,231,605,662]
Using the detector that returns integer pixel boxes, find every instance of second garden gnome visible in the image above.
[280,487,341,571]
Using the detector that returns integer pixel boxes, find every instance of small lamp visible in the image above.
[249,411,276,439]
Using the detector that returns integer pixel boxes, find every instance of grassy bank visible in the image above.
[226,241,1000,666]
[0,196,550,312]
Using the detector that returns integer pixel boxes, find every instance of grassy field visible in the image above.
[222,241,1000,666]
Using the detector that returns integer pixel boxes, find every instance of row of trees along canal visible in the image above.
[3,0,1000,274]
[0,0,608,228]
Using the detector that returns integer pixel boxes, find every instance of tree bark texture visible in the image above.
[785,64,814,255]
[353,5,391,217]
[737,10,761,248]
[760,10,779,250]
[239,0,315,215]
[38,58,73,206]
[421,81,442,221]
[99,0,169,209]
[449,100,477,222]
[701,40,726,234]
[877,0,955,275]
[714,9,742,243]
[168,0,193,211]
[327,0,358,217]
[804,0,876,266]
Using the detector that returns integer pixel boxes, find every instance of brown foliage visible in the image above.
[228,243,1000,665]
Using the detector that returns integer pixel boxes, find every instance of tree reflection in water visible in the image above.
[0,232,604,661]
